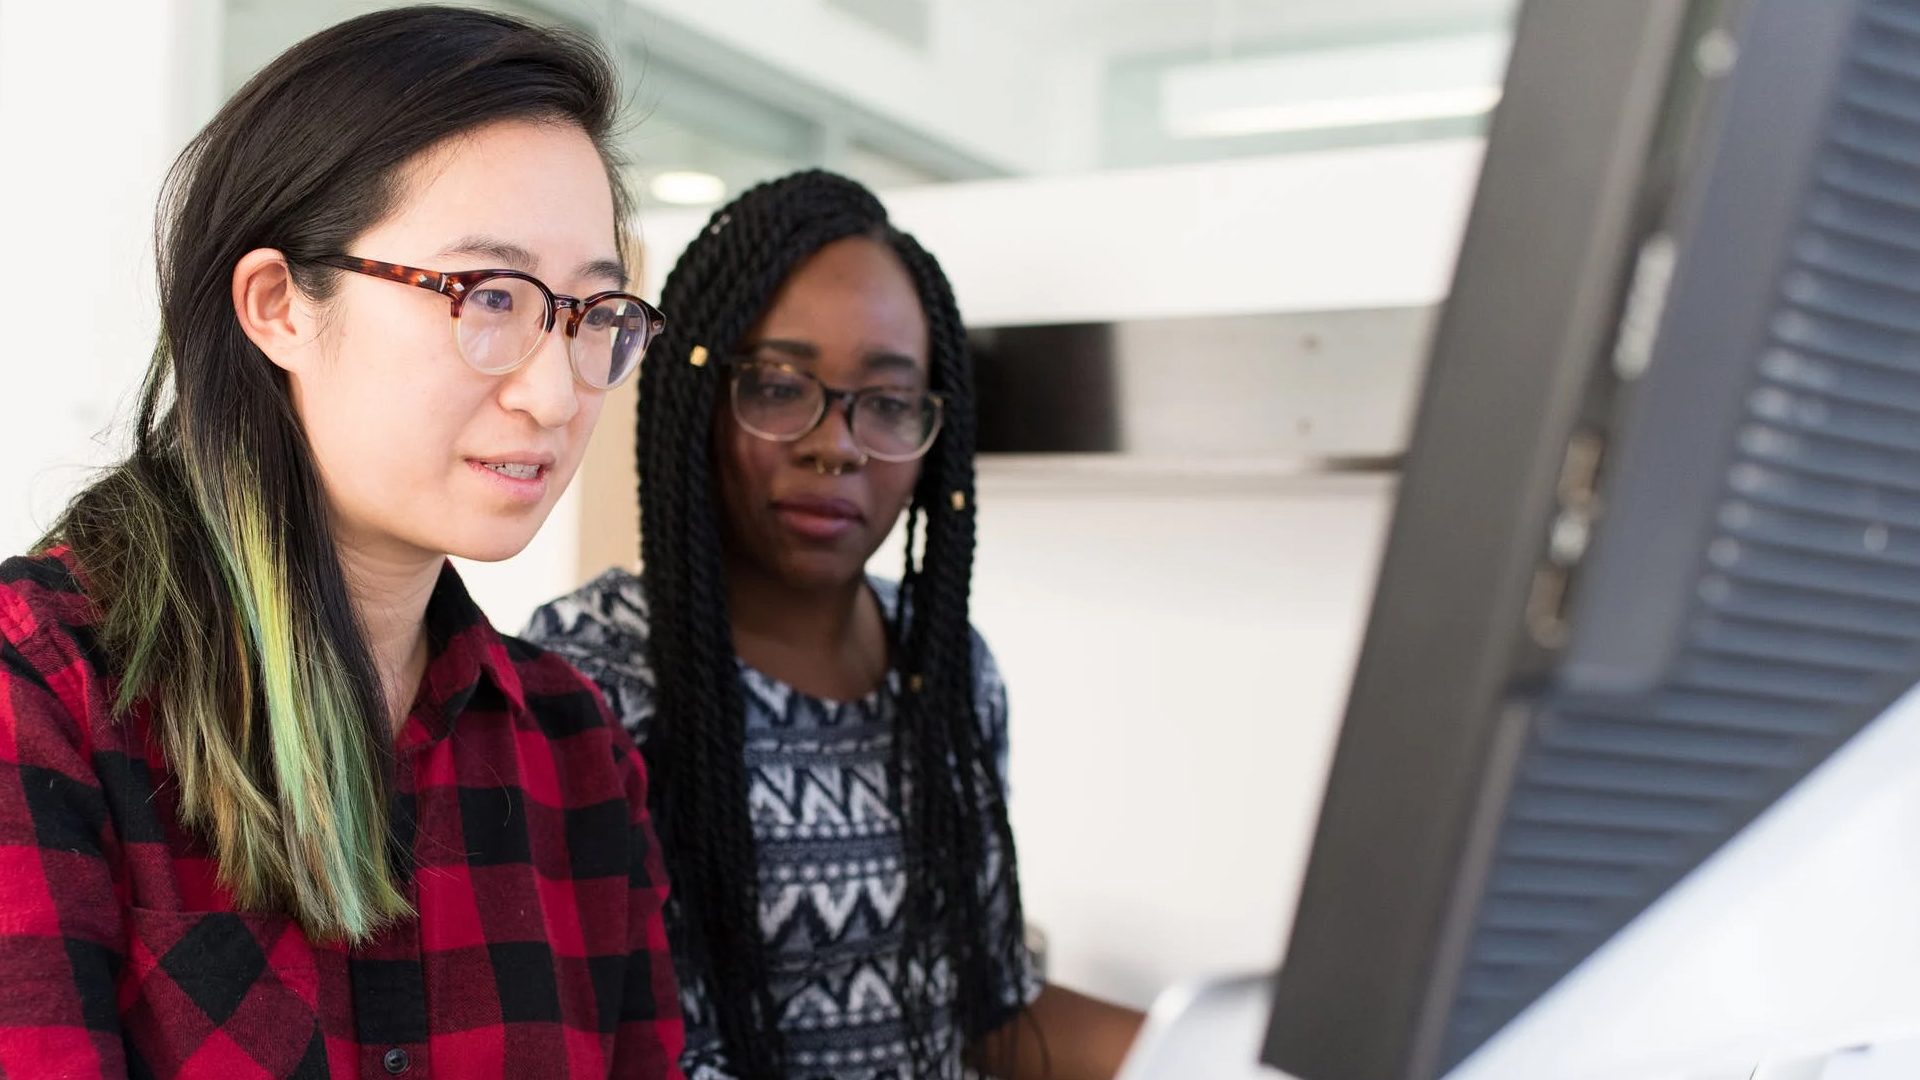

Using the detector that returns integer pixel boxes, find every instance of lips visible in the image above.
[773,495,863,521]
[479,461,544,480]
[466,453,556,503]
[772,495,864,541]
[467,451,556,475]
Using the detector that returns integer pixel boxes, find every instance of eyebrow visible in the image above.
[751,339,818,360]
[751,339,925,376]
[438,234,628,289]
[861,352,922,377]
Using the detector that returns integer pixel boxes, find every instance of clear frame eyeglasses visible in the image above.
[318,255,665,390]
[724,356,945,463]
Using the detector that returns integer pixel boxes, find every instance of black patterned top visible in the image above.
[525,568,1038,1080]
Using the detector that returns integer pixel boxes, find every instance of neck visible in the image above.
[336,534,441,733]
[726,557,866,648]
[726,554,887,700]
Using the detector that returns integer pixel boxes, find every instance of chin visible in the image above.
[441,526,542,564]
[775,549,873,591]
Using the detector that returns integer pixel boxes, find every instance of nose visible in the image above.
[794,391,866,471]
[494,323,582,429]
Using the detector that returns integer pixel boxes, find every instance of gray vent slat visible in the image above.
[1720,499,1920,568]
[1715,531,1920,593]
[1855,45,1920,93]
[1818,155,1920,217]
[1717,551,1920,613]
[1538,716,1807,768]
[1730,458,1920,527]
[1658,676,1866,718]
[1849,65,1920,123]
[1450,1015,1512,1052]
[1782,264,1920,335]
[1828,123,1920,176]
[1668,659,1874,708]
[1501,823,1691,867]
[1704,573,1920,639]
[1690,636,1905,676]
[1488,859,1657,900]
[1727,470,1920,529]
[1478,895,1604,935]
[1736,434,1920,496]
[1810,190,1920,255]
[1858,13,1920,54]
[1838,82,1920,133]
[1644,690,1844,735]
[1743,392,1920,457]
[1690,612,1914,671]
[1510,789,1726,833]
[1864,1,1920,37]
[1469,929,1572,968]
[1773,306,1920,382]
[1774,300,1920,365]
[1833,122,1920,180]
[1450,998,1523,1042]
[1716,533,1920,605]
[1795,232,1920,303]
[1824,130,1920,197]
[1759,349,1920,419]
[1457,963,1540,1002]
[1741,432,1920,497]
[1523,750,1774,800]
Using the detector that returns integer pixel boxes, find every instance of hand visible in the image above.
[970,981,1147,1080]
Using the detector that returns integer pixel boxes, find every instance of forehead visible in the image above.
[751,236,929,364]
[365,119,619,273]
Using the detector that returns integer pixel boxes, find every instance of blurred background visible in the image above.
[0,0,1509,1031]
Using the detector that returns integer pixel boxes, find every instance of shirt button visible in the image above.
[383,1047,411,1074]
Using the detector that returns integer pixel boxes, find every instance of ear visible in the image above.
[232,248,319,373]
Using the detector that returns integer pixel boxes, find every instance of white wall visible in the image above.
[0,0,223,558]
[637,138,1486,324]
[883,468,1397,1007]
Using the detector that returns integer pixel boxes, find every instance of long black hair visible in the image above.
[635,170,1028,1077]
[46,6,631,941]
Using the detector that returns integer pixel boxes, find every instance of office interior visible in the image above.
[5,1,1920,1077]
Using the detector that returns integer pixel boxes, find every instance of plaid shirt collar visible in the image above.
[404,560,528,749]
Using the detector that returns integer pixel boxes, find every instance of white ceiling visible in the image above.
[1035,0,1518,56]
[222,0,1524,200]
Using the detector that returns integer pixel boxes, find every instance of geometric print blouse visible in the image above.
[526,568,1037,1080]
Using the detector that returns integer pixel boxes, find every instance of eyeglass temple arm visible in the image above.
[317,254,464,299]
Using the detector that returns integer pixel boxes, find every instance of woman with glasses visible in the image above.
[526,170,1143,1080]
[0,8,684,1078]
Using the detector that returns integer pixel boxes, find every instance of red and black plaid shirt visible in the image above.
[0,550,686,1079]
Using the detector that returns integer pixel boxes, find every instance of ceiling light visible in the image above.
[1175,86,1504,138]
[1163,32,1510,139]
[649,170,727,206]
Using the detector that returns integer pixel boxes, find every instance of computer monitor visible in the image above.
[1264,1,1920,1078]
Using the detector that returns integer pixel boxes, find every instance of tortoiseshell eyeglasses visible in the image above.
[316,255,664,390]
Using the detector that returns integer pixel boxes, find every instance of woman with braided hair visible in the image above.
[527,170,1143,1079]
